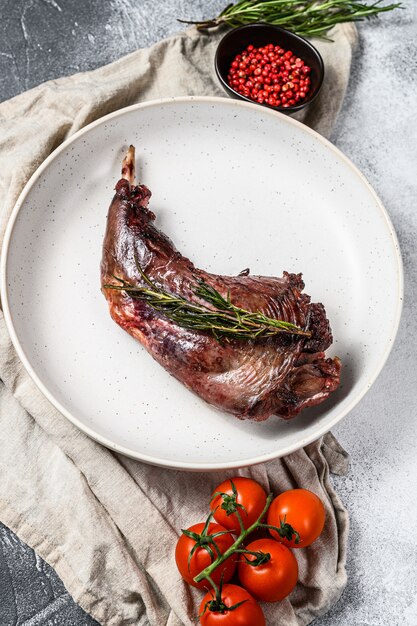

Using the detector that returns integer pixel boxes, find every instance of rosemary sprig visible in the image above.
[103,262,311,341]
[179,0,402,39]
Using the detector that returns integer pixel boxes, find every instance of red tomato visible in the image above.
[175,522,236,590]
[210,477,267,532]
[237,538,298,602]
[267,489,325,548]
[199,584,266,626]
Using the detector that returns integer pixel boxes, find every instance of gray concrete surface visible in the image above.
[1,0,416,624]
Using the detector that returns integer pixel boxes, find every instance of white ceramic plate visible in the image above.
[1,97,403,470]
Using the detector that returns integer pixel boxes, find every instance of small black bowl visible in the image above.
[215,23,324,114]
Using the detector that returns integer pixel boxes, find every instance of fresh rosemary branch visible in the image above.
[179,0,402,38]
[103,263,311,341]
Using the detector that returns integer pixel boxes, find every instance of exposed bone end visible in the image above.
[121,144,135,185]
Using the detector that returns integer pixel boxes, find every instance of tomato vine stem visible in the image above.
[194,493,274,584]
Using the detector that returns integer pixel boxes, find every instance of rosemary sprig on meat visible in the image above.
[103,261,311,341]
[179,0,402,39]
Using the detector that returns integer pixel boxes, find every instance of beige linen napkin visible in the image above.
[0,24,356,626]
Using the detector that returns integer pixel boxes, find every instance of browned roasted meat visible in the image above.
[101,147,341,421]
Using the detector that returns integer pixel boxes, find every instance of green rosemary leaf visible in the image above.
[179,0,402,39]
[103,260,311,341]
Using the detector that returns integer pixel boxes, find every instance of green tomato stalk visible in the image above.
[193,492,298,585]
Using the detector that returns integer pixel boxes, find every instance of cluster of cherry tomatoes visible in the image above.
[175,477,325,625]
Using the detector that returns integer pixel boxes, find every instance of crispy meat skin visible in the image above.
[101,178,341,421]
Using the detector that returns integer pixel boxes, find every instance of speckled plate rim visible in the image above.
[1,96,404,471]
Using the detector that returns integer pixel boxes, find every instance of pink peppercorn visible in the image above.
[227,43,312,108]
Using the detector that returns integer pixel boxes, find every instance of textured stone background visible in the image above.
[1,0,416,625]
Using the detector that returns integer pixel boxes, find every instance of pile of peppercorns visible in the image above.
[227,43,312,108]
